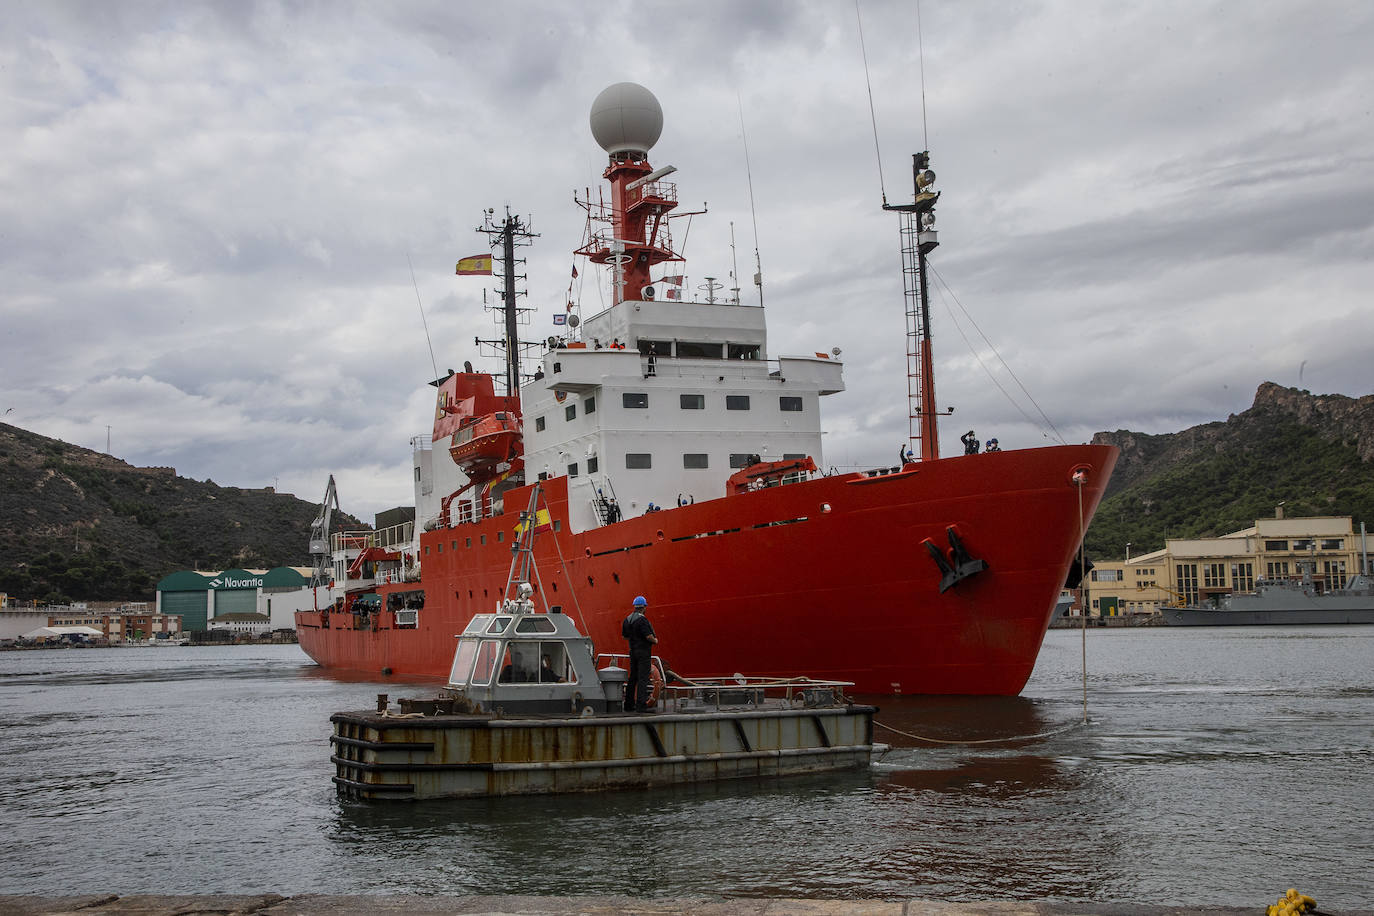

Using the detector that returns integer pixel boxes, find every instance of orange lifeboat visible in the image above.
[727,456,818,495]
[448,411,521,481]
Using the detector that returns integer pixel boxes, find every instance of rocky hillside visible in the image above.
[0,422,367,604]
[1086,383,1374,559]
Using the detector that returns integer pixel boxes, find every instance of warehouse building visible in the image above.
[1082,512,1369,618]
[155,567,315,632]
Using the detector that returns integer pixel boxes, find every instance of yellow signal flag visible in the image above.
[455,254,493,275]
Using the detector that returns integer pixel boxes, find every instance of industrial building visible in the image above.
[155,567,316,632]
[1082,512,1369,618]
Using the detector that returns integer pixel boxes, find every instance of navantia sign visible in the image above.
[207,575,263,589]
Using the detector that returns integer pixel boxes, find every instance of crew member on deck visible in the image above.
[961,430,980,455]
[622,596,658,712]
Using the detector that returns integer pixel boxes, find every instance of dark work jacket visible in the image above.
[622,610,655,656]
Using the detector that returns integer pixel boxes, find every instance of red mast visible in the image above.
[885,152,942,460]
[578,83,682,305]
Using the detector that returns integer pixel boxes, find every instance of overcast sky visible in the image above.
[4,1,1372,521]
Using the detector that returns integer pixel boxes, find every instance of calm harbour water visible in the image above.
[1,626,1371,907]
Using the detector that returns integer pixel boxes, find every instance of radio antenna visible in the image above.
[736,93,764,307]
[407,251,440,382]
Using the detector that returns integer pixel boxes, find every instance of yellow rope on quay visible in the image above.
[1267,887,1319,916]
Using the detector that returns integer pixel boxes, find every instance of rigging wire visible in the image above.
[929,264,1067,445]
[407,251,440,382]
[536,488,591,637]
[854,0,888,202]
[736,93,765,307]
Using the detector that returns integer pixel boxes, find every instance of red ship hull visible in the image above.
[297,443,1116,695]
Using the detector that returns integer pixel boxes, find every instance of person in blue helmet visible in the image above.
[621,595,658,712]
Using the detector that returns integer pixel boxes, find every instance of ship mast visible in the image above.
[475,208,539,395]
[579,83,682,305]
[884,152,942,460]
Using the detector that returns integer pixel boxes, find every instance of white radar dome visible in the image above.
[589,82,663,157]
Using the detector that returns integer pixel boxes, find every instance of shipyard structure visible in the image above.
[1081,510,1369,619]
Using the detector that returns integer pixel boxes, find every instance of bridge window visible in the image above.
[728,344,761,360]
[626,453,652,469]
[567,462,578,477]
[565,404,576,421]
[585,396,596,414]
[680,394,705,409]
[780,396,803,411]
[587,456,599,473]
[623,392,649,409]
[535,416,546,432]
[726,395,751,410]
[678,341,723,358]
[729,454,755,468]
[684,453,709,469]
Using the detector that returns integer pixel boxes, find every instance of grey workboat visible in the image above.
[329,487,879,800]
[329,585,878,800]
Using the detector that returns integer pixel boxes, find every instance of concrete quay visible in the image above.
[5,896,1365,916]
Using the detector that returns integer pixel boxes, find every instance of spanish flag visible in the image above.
[514,508,553,537]
[455,254,493,275]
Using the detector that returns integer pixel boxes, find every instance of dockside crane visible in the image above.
[309,475,340,589]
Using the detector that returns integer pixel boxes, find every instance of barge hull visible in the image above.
[331,706,877,800]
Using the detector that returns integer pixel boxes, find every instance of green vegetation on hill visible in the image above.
[1086,384,1374,561]
[0,423,366,604]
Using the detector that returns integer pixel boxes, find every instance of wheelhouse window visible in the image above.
[470,639,500,686]
[623,392,648,409]
[448,638,479,684]
[535,416,546,432]
[639,339,672,356]
[626,453,652,469]
[567,462,578,477]
[678,341,723,358]
[497,637,576,684]
[587,456,599,473]
[729,453,757,468]
[779,396,803,411]
[585,396,596,414]
[684,453,709,469]
[728,343,761,360]
[726,395,751,410]
[680,394,705,409]
[565,404,576,421]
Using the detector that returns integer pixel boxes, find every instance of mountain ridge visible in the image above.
[0,421,367,604]
[1086,382,1374,558]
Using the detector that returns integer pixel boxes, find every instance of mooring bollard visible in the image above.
[376,693,388,712]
